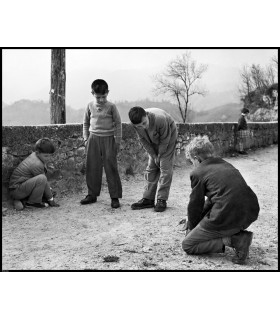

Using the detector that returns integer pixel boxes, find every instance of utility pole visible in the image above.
[50,49,66,124]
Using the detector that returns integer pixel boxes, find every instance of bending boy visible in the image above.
[9,138,59,210]
[182,135,259,265]
[129,107,178,212]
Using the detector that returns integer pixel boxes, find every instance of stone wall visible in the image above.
[2,122,278,201]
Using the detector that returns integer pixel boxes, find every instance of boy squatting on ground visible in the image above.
[80,79,122,209]
[181,135,259,265]
[9,138,60,210]
[237,107,250,155]
[128,106,178,212]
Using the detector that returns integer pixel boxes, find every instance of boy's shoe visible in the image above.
[48,199,60,207]
[42,191,56,203]
[154,199,167,212]
[13,200,24,211]
[131,198,155,210]
[25,202,49,208]
[231,231,253,265]
[238,151,248,155]
[80,195,97,205]
[111,198,120,208]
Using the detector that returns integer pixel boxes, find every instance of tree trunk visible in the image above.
[50,49,66,124]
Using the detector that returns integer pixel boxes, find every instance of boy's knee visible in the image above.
[36,174,47,184]
[182,238,195,255]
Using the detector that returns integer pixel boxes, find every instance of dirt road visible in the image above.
[2,145,278,270]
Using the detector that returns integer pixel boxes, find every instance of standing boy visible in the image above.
[181,135,259,265]
[128,107,178,212]
[81,79,122,208]
[237,107,250,155]
[9,138,59,210]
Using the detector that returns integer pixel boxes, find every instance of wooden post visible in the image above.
[50,49,66,124]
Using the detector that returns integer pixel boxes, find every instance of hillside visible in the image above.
[192,102,243,122]
[2,99,182,125]
[2,99,244,126]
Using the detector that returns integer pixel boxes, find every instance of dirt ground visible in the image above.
[2,145,278,270]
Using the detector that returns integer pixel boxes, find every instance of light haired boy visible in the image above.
[182,135,259,265]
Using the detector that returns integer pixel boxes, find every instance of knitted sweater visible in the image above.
[83,101,122,144]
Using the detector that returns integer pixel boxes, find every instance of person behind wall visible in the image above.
[9,138,60,210]
[181,135,259,265]
[80,79,122,209]
[128,106,178,212]
[237,107,250,155]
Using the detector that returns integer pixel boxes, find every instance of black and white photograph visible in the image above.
[1,0,279,318]
[2,48,278,271]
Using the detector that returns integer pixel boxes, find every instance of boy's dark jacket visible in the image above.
[237,114,247,130]
[187,157,259,231]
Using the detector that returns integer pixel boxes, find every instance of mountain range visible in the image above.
[2,99,243,126]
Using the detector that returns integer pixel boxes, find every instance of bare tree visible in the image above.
[239,64,254,102]
[272,55,278,67]
[271,55,278,79]
[153,51,208,123]
[265,64,276,86]
[250,64,268,91]
[50,49,66,124]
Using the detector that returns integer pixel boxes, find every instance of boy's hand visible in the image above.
[154,155,160,167]
[48,199,60,207]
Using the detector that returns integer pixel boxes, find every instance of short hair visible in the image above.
[128,106,147,124]
[35,138,55,154]
[241,107,249,114]
[91,79,109,94]
[185,135,215,160]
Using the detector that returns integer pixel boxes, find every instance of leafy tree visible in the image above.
[153,51,208,123]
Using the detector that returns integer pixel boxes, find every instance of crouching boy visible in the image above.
[9,138,59,210]
[182,136,259,265]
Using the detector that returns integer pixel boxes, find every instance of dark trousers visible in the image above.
[10,174,52,203]
[86,134,122,199]
[182,223,241,255]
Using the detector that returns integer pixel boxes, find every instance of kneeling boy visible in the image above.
[182,135,259,265]
[9,138,59,210]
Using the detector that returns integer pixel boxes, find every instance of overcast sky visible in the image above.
[2,49,277,109]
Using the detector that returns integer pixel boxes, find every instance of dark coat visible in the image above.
[187,157,259,231]
[237,114,248,130]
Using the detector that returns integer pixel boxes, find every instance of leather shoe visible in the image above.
[80,195,97,205]
[131,198,154,210]
[111,198,120,208]
[154,199,167,212]
[231,230,253,265]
